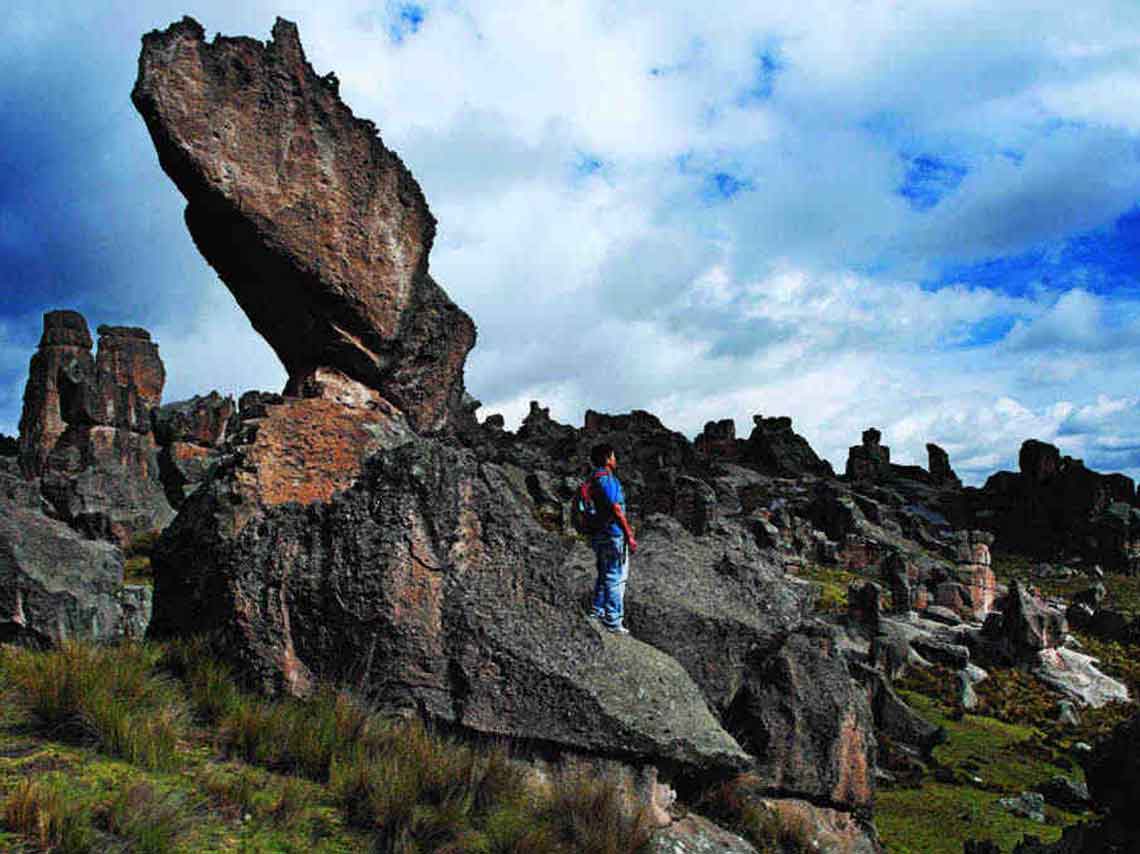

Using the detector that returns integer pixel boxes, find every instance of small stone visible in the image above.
[957,670,979,711]
[998,791,1045,823]
[1057,700,1080,727]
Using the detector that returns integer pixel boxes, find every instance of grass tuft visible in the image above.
[104,780,195,854]
[698,775,812,853]
[1,640,186,770]
[2,776,95,853]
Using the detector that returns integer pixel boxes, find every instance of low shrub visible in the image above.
[161,635,243,724]
[528,771,654,854]
[1,640,186,770]
[2,776,95,854]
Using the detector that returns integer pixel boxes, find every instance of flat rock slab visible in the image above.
[1035,647,1129,708]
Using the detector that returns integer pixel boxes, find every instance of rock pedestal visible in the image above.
[845,428,890,481]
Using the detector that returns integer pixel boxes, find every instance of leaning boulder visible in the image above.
[132,17,476,434]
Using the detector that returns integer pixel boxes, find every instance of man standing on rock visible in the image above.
[588,443,638,635]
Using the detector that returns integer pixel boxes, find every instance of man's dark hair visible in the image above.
[590,443,615,468]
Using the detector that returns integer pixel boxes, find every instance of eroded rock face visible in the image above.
[17,311,96,479]
[0,498,150,646]
[17,313,173,544]
[726,623,876,810]
[132,17,476,434]
[151,431,749,776]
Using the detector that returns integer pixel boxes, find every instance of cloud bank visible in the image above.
[3,0,1140,485]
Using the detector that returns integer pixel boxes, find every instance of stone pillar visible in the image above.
[17,310,96,479]
[951,530,997,619]
[845,427,890,481]
[926,443,961,487]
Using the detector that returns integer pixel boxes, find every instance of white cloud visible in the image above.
[6,0,1140,488]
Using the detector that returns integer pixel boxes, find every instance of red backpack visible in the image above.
[570,471,610,535]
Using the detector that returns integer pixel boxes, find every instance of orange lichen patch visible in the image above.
[834,710,873,808]
[241,388,405,508]
[170,442,211,463]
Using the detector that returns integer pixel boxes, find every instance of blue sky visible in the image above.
[3,1,1140,485]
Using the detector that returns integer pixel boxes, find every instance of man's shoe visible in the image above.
[605,624,630,635]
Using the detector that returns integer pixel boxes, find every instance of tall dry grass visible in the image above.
[0,640,186,770]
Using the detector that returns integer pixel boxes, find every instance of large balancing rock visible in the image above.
[132,17,476,434]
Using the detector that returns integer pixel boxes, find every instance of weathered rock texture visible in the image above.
[17,313,173,544]
[17,310,96,479]
[132,16,476,434]
[153,391,237,507]
[0,498,150,646]
[152,432,751,777]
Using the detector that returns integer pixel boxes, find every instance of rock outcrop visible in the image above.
[696,415,834,478]
[0,498,150,646]
[153,391,237,507]
[132,16,476,435]
[152,431,751,777]
[967,439,1140,571]
[16,312,173,544]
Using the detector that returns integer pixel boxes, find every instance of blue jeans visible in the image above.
[591,533,629,628]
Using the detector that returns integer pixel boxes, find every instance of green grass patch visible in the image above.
[877,782,1066,854]
[875,671,1093,854]
[2,775,95,853]
[789,563,865,612]
[0,639,658,853]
